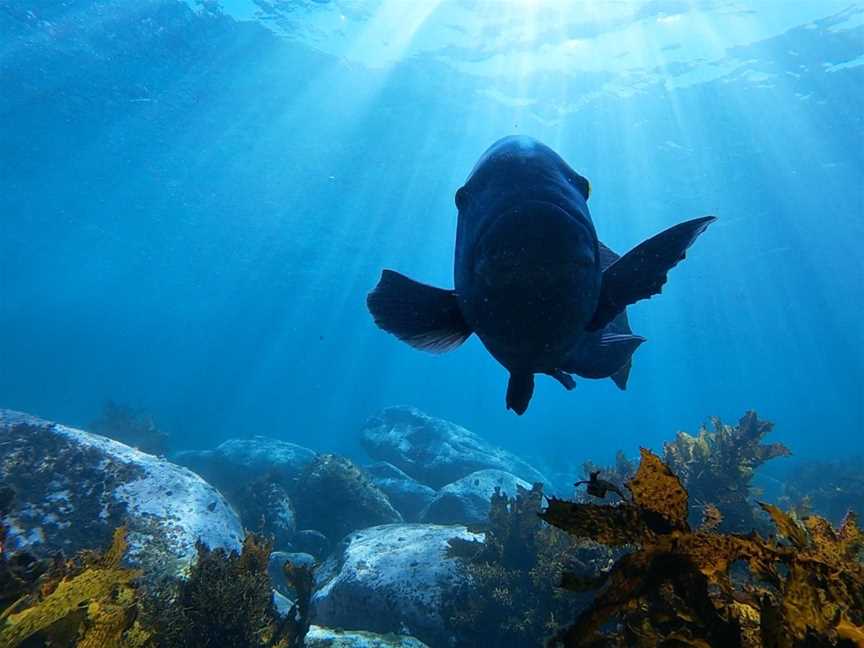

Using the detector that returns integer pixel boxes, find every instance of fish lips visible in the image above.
[474,200,597,287]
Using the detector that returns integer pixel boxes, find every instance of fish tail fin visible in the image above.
[506,371,535,415]
[610,358,633,390]
[367,269,472,353]
[587,215,716,331]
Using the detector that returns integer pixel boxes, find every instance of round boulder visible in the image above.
[0,409,243,579]
[360,406,550,489]
[311,523,482,646]
[419,469,531,525]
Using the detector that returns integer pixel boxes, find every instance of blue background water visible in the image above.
[1,0,862,481]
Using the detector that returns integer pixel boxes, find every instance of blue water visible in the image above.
[1,0,862,479]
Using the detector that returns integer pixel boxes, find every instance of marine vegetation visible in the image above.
[0,522,151,647]
[444,483,602,647]
[541,448,864,647]
[146,534,313,648]
[781,457,864,525]
[663,411,791,532]
[576,450,634,502]
[89,401,170,456]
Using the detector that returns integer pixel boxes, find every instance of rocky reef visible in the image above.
[2,405,861,647]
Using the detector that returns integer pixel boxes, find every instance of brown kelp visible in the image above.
[444,483,601,647]
[781,457,864,525]
[0,523,151,648]
[663,411,790,532]
[146,534,313,648]
[541,448,864,647]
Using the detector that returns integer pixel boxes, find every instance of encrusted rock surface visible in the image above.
[361,406,550,489]
[305,626,429,648]
[173,435,317,492]
[293,454,402,543]
[312,523,483,646]
[0,409,243,579]
[363,462,437,522]
[419,469,531,525]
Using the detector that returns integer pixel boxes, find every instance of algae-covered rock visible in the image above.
[0,409,243,580]
[173,436,318,492]
[312,523,483,647]
[361,406,550,489]
[305,626,429,648]
[364,462,437,522]
[293,454,402,543]
[419,469,531,525]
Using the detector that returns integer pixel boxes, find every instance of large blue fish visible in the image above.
[368,136,715,415]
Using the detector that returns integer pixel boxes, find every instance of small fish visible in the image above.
[367,136,715,415]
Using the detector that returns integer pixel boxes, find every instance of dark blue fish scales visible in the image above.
[368,136,715,415]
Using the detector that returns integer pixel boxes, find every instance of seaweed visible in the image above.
[0,525,152,648]
[146,533,312,648]
[781,457,864,525]
[663,411,791,532]
[444,483,596,647]
[541,448,864,647]
[89,401,170,456]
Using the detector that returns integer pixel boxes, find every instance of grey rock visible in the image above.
[173,436,317,492]
[305,626,429,648]
[273,589,295,617]
[0,409,243,579]
[419,469,531,525]
[232,478,296,550]
[312,523,482,646]
[269,550,316,597]
[361,407,550,489]
[364,462,437,522]
[293,454,402,543]
[292,529,331,560]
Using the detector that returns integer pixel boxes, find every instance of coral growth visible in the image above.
[541,448,864,647]
[663,411,790,532]
[0,524,151,647]
[444,483,589,647]
[89,401,170,456]
[147,533,313,648]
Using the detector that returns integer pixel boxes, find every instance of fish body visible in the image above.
[368,136,715,414]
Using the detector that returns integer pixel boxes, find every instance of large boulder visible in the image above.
[419,469,531,525]
[173,436,317,492]
[361,407,550,489]
[293,455,402,543]
[363,462,437,522]
[0,410,243,579]
[312,523,482,646]
[305,626,429,648]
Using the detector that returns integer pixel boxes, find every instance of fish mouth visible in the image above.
[474,200,596,280]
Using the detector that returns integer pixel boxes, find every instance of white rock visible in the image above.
[0,409,243,579]
[419,469,531,525]
[312,523,482,647]
[305,626,429,648]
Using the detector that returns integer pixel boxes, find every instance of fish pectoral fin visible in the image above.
[546,369,576,391]
[367,269,472,353]
[586,216,717,331]
[506,372,535,415]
